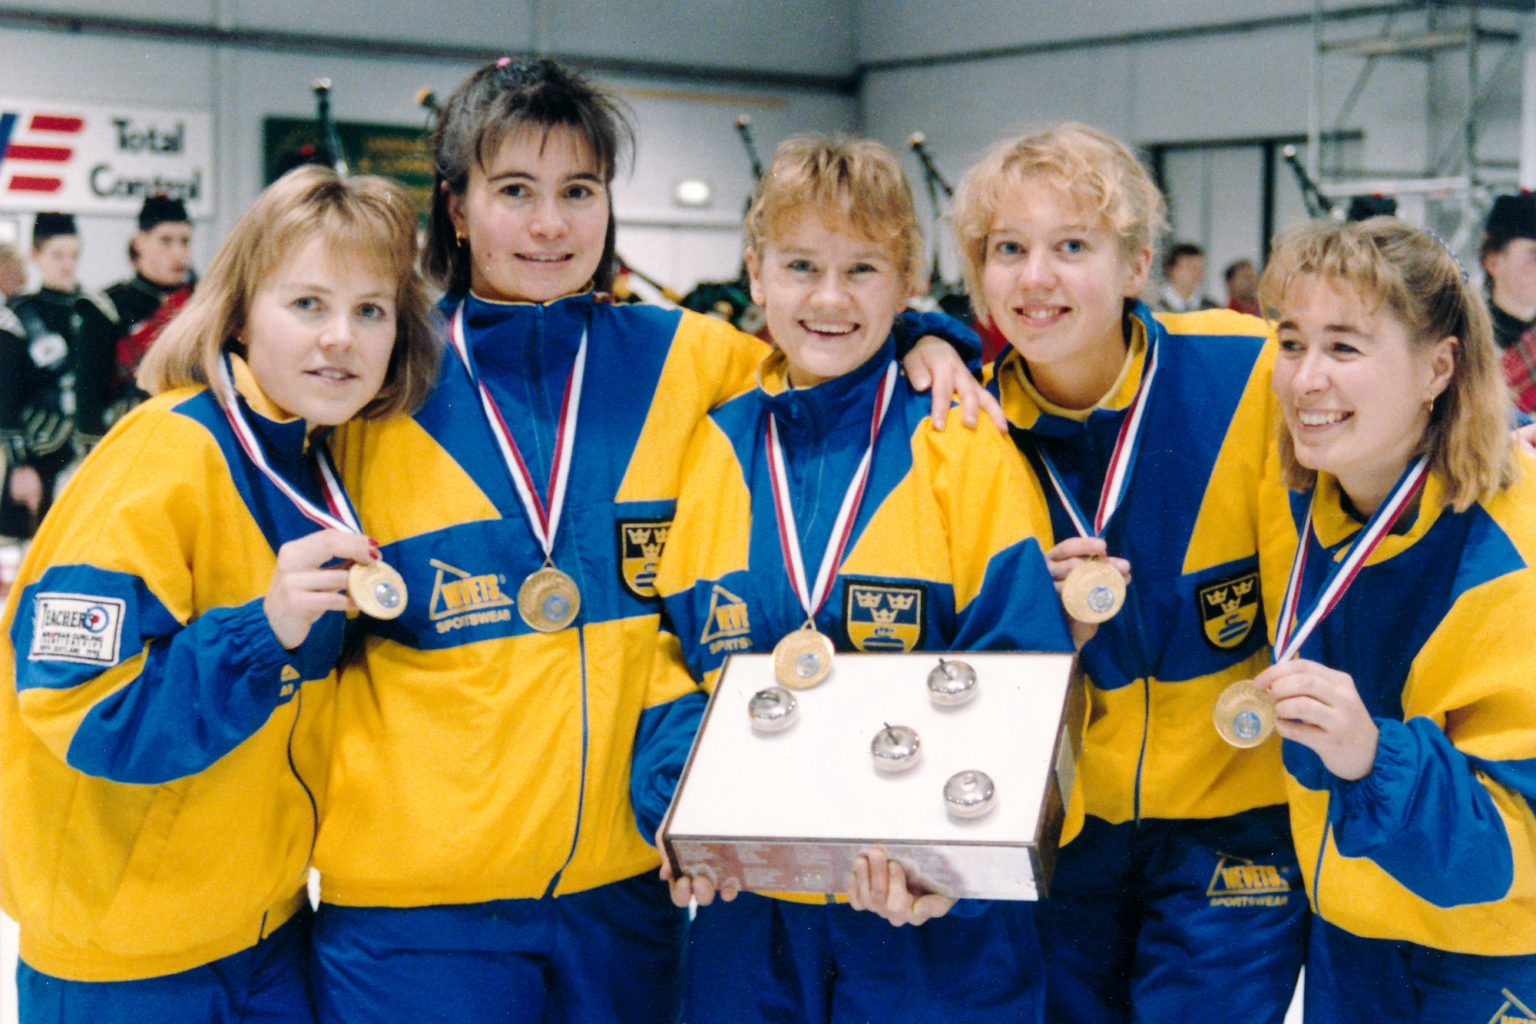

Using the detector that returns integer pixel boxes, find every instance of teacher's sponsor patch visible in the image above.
[30,593,126,666]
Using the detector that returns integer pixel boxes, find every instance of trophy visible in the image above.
[660,651,1083,901]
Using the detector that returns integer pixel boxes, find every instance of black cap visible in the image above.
[138,194,189,232]
[1486,192,1536,241]
[1346,194,1397,222]
[31,211,76,245]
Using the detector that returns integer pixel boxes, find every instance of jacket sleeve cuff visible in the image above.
[893,310,983,369]
[1332,717,1416,842]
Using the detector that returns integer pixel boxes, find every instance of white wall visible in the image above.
[0,2,857,298]
[858,4,1530,299]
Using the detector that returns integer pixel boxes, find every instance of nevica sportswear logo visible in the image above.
[1205,852,1293,908]
[1492,989,1536,1024]
[0,110,84,196]
[428,558,514,633]
[701,584,751,657]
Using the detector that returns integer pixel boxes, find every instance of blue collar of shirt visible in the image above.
[758,336,898,446]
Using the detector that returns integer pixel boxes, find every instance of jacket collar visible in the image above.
[1306,470,1448,564]
[757,336,897,446]
[998,301,1154,437]
[223,353,320,472]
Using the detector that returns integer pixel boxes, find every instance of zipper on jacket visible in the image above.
[537,301,591,899]
[286,685,320,875]
[1309,816,1331,918]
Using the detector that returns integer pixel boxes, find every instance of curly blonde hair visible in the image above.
[953,123,1166,321]
[744,134,925,295]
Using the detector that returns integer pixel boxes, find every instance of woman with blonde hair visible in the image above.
[954,123,1307,1022]
[652,132,1072,1024]
[1254,216,1536,1021]
[0,163,439,1024]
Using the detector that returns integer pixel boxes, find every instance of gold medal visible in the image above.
[348,560,408,620]
[1061,557,1125,623]
[772,626,834,690]
[1213,679,1276,748]
[518,566,581,632]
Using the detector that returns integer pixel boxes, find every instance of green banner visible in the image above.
[262,117,434,220]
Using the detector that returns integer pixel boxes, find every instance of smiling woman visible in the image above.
[0,164,441,1024]
[1252,217,1536,1021]
[242,235,399,429]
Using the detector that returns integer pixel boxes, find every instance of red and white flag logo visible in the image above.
[0,110,86,195]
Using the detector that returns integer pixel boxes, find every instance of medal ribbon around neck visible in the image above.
[215,355,362,536]
[449,302,586,561]
[1033,338,1161,542]
[765,362,899,622]
[1272,453,1430,664]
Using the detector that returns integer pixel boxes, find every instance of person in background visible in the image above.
[0,241,27,301]
[955,123,1306,1024]
[1157,241,1217,313]
[1478,191,1536,413]
[0,165,440,1024]
[1255,215,1536,1022]
[0,213,113,538]
[308,57,987,1024]
[74,194,195,447]
[1224,257,1261,316]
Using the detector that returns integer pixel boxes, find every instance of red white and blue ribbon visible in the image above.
[1033,338,1161,541]
[448,302,585,561]
[215,355,362,535]
[1272,453,1430,663]
[765,362,898,620]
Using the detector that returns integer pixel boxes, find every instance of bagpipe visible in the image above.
[675,114,767,336]
[1281,145,1396,221]
[270,79,351,179]
[907,132,972,323]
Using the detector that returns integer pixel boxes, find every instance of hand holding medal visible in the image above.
[1215,455,1429,749]
[1046,536,1132,633]
[216,358,409,632]
[265,530,396,648]
[1034,340,1159,625]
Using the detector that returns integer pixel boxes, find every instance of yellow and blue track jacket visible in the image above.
[1257,466,1536,955]
[990,304,1286,826]
[641,340,1074,848]
[0,357,347,981]
[317,291,768,907]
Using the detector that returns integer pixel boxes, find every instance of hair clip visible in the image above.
[496,56,513,68]
[1426,228,1469,284]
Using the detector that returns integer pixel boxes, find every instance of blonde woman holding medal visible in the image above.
[953,124,1308,1023]
[0,164,439,1024]
[1252,217,1536,1022]
[649,135,1073,1024]
[310,58,985,1024]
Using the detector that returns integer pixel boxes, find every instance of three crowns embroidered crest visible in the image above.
[1197,570,1260,651]
[843,580,924,652]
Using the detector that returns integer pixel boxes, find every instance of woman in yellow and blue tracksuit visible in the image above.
[308,61,982,1024]
[645,135,1074,1024]
[1254,217,1536,1022]
[955,125,1307,1022]
[0,166,439,1023]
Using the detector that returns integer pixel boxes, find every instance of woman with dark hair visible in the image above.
[310,58,986,1024]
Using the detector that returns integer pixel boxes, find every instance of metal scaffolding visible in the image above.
[1306,0,1535,250]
